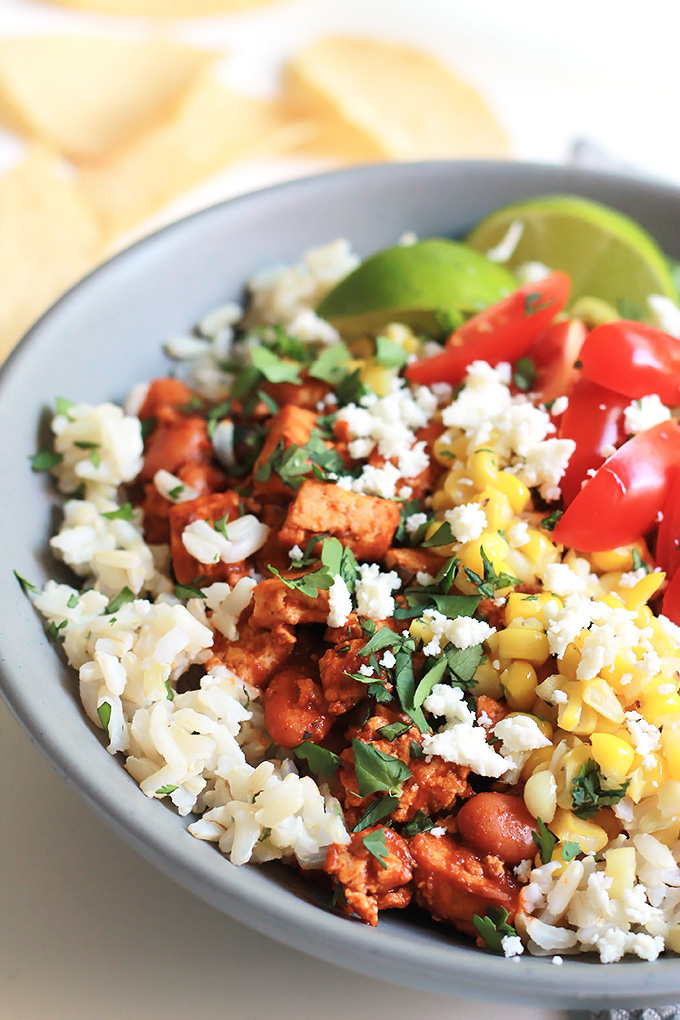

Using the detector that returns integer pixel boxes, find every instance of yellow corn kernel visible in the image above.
[443,468,477,506]
[628,754,666,803]
[601,655,647,702]
[491,471,531,514]
[662,726,680,781]
[556,683,583,733]
[531,696,558,726]
[431,489,456,512]
[500,660,538,710]
[590,541,647,573]
[422,519,457,559]
[605,846,636,899]
[524,765,558,822]
[623,571,665,612]
[476,487,514,532]
[581,678,625,724]
[458,531,511,579]
[600,591,626,611]
[557,641,584,683]
[669,925,680,955]
[472,656,503,699]
[522,529,556,565]
[570,703,601,736]
[468,448,498,490]
[433,433,468,466]
[654,823,680,847]
[521,744,554,782]
[589,733,635,782]
[550,808,608,854]
[497,627,550,667]
[505,591,563,627]
[360,361,396,397]
[638,688,680,725]
[409,618,433,644]
[384,321,419,355]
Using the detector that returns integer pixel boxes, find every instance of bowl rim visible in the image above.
[4,158,680,1008]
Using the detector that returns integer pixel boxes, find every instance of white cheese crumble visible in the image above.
[443,502,487,543]
[379,649,396,669]
[507,521,530,548]
[623,394,671,435]
[419,608,495,656]
[501,934,525,958]
[422,685,509,777]
[354,563,401,621]
[327,575,352,628]
[405,512,428,535]
[550,396,569,416]
[648,293,680,338]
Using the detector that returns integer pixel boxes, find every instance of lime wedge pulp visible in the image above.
[465,194,679,322]
[316,239,516,338]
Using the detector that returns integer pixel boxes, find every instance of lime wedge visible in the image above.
[466,195,679,322]
[316,239,516,338]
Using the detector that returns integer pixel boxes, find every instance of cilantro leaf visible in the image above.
[541,509,564,532]
[442,643,484,688]
[14,570,40,595]
[336,369,370,407]
[421,521,455,548]
[67,593,79,609]
[352,739,412,797]
[524,292,553,317]
[513,356,537,392]
[101,503,135,521]
[165,680,175,701]
[375,335,408,369]
[308,343,352,384]
[562,840,581,862]
[97,701,112,734]
[571,759,629,818]
[107,587,135,614]
[352,794,400,832]
[401,810,435,837]
[412,657,448,710]
[394,590,479,621]
[632,549,648,573]
[174,583,207,600]
[251,347,301,384]
[377,721,410,741]
[294,741,341,780]
[464,546,520,598]
[532,817,556,865]
[30,450,62,472]
[362,827,390,869]
[409,740,424,759]
[473,907,518,952]
[393,499,425,543]
[359,626,406,659]
[56,396,74,418]
[156,784,178,795]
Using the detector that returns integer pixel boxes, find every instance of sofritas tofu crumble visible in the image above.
[22,233,680,965]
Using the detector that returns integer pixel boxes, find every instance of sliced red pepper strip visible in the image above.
[558,377,629,505]
[405,271,570,386]
[553,419,680,552]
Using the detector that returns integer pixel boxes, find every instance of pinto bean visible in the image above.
[456,791,536,866]
[263,667,331,749]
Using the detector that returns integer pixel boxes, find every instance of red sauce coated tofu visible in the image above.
[319,637,387,715]
[325,828,413,926]
[279,480,400,561]
[206,621,296,689]
[249,576,330,627]
[168,490,243,584]
[252,404,317,496]
[263,667,331,748]
[383,547,444,582]
[411,833,520,936]
[140,414,212,482]
[137,378,196,420]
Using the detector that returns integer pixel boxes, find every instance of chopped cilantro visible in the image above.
[97,701,112,734]
[269,536,356,599]
[352,739,412,798]
[524,291,553,317]
[308,342,352,384]
[632,549,648,573]
[179,395,204,414]
[213,513,230,540]
[258,827,272,843]
[401,810,435,837]
[156,784,178,795]
[541,509,564,532]
[367,681,393,704]
[532,817,556,865]
[362,827,390,870]
[473,907,518,952]
[257,389,280,416]
[101,503,135,521]
[14,570,39,595]
[174,583,207,600]
[89,448,101,469]
[375,335,408,369]
[30,450,62,472]
[393,499,424,543]
[294,741,341,781]
[412,658,448,710]
[47,619,67,640]
[377,721,410,741]
[352,794,400,832]
[251,346,301,384]
[73,440,99,450]
[421,521,455,548]
[513,356,537,392]
[572,759,629,818]
[562,840,581,862]
[464,546,520,598]
[409,740,424,759]
[440,642,484,688]
[140,416,156,440]
[66,593,79,609]
[165,680,175,701]
[56,397,74,418]
[335,369,370,407]
[168,485,184,500]
[107,587,135,614]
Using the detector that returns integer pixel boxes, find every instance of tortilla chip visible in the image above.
[80,74,309,239]
[38,0,278,14]
[284,37,510,161]
[0,36,217,162]
[0,147,103,362]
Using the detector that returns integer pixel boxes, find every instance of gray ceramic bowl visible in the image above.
[3,161,680,1010]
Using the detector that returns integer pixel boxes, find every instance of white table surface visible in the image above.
[2,1,680,1016]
